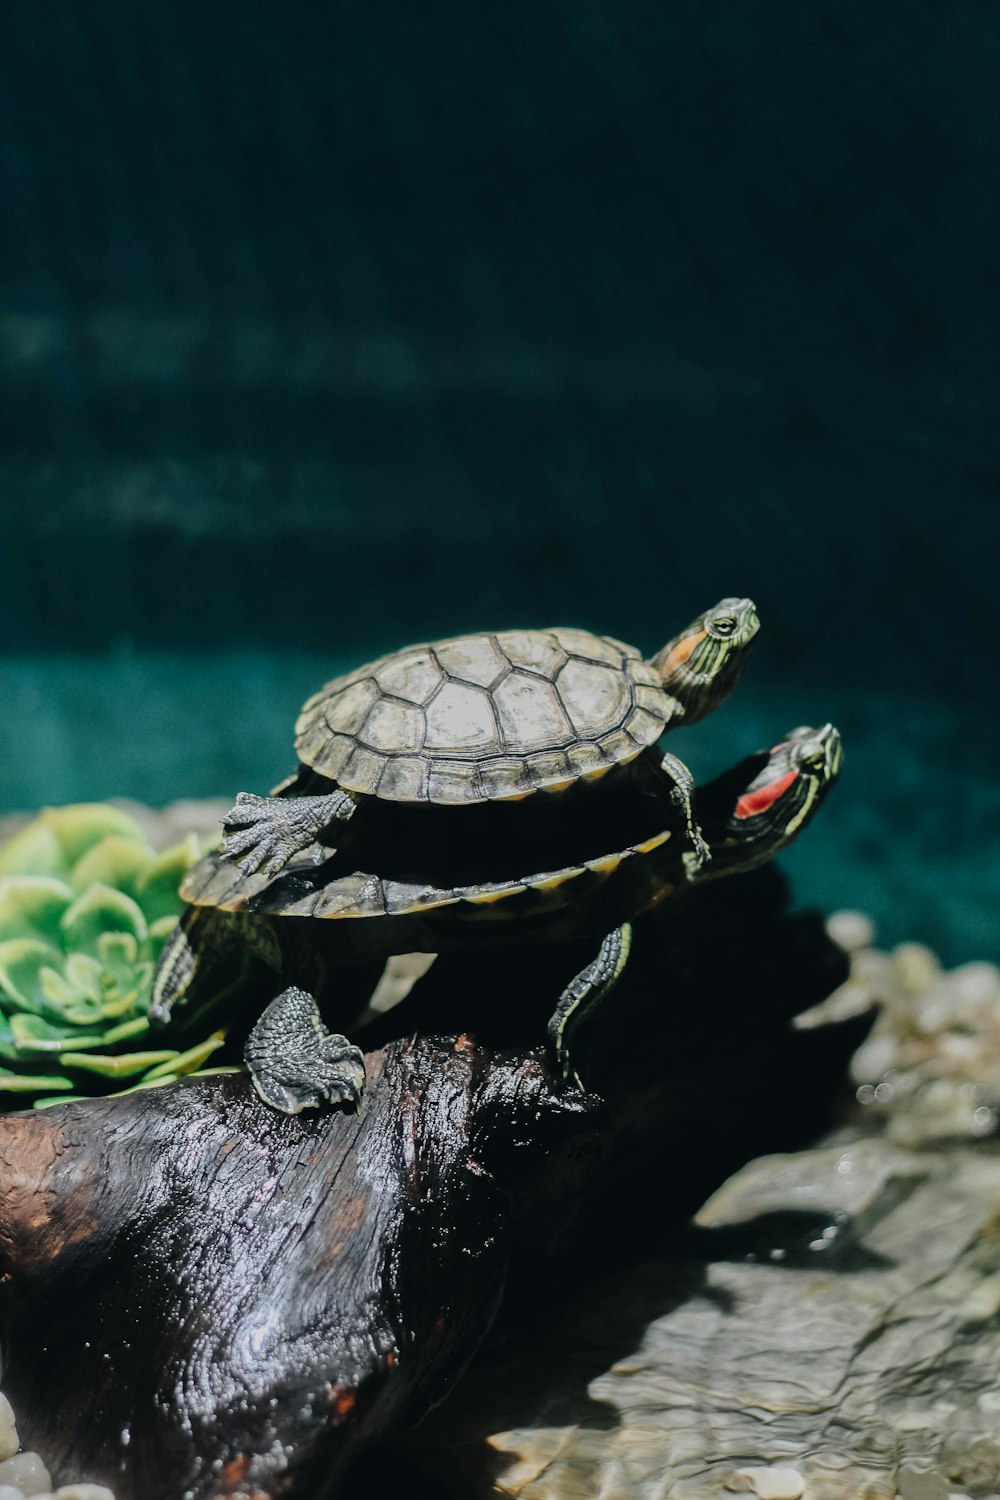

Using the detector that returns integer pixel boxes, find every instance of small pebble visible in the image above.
[852,948,897,995]
[0,1456,51,1498]
[0,1485,25,1500]
[724,1466,805,1498]
[827,909,876,952]
[895,1466,949,1500]
[851,1034,898,1083]
[0,1395,18,1463]
[939,1033,983,1065]
[893,942,941,994]
[53,1487,118,1500]
[950,962,1000,1006]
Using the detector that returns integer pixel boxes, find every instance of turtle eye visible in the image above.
[712,615,736,637]
[799,745,827,772]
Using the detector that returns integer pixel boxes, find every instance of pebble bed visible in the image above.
[406,911,1000,1499]
[812,909,1000,1146]
[0,1389,114,1500]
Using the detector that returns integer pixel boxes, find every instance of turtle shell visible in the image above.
[181,824,676,942]
[294,629,669,805]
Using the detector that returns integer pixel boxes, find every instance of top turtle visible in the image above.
[222,597,759,878]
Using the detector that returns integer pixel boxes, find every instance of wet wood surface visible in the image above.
[0,868,859,1499]
[0,1045,601,1500]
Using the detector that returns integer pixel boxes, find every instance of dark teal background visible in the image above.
[0,3,996,959]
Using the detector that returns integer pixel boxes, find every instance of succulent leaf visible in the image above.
[140,1030,227,1081]
[136,836,202,924]
[0,938,64,1014]
[0,1066,74,1093]
[10,1013,104,1053]
[69,836,155,897]
[64,952,105,1001]
[0,823,64,879]
[36,804,150,867]
[39,964,91,1014]
[0,1015,19,1061]
[0,803,209,1106]
[59,884,149,956]
[58,1048,182,1079]
[103,1016,152,1045]
[97,930,139,968]
[0,877,74,944]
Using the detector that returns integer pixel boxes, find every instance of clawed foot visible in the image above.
[245,986,366,1115]
[222,789,356,878]
[660,752,711,873]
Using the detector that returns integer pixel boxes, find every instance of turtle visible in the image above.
[219,597,760,883]
[151,723,843,1114]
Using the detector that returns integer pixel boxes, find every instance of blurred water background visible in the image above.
[0,2,996,962]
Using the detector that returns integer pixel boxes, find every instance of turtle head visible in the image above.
[650,597,759,725]
[698,722,842,879]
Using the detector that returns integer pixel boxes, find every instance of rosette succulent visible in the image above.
[0,804,229,1107]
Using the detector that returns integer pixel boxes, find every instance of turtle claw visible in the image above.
[245,986,366,1115]
[221,790,357,879]
[220,824,291,880]
[659,751,711,874]
[223,790,271,827]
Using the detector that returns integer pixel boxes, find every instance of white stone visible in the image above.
[851,947,896,995]
[827,908,876,952]
[0,1485,25,1500]
[893,942,941,994]
[938,1033,984,1065]
[724,1467,805,1498]
[950,962,1000,1005]
[54,1486,118,1500]
[850,1033,898,1083]
[0,1394,18,1462]
[0,1456,52,1497]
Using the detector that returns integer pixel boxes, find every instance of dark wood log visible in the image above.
[0,1042,603,1500]
[0,865,860,1500]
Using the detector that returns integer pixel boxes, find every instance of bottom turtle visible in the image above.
[151,724,842,1112]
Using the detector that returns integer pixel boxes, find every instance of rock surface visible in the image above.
[410,1136,1000,1498]
[388,920,1000,1498]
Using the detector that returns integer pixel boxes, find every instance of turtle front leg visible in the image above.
[634,751,711,875]
[222,789,357,877]
[245,986,366,1114]
[547,924,632,1090]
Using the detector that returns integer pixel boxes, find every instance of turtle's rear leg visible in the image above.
[245,986,366,1114]
[222,789,357,878]
[547,924,632,1091]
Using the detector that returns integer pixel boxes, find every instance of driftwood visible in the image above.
[0,1046,601,1500]
[0,868,860,1499]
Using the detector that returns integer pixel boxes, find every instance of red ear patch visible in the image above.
[735,767,798,819]
[659,627,707,678]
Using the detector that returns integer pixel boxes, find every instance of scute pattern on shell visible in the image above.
[294,628,669,804]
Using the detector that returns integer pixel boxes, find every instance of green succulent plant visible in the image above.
[0,804,230,1107]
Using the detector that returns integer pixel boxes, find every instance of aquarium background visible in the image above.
[0,1,996,962]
